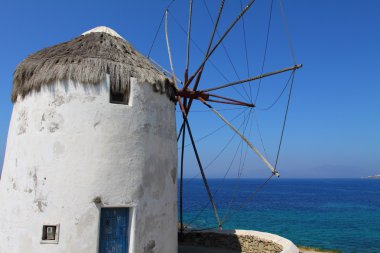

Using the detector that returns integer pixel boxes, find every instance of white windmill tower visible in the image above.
[0,26,178,253]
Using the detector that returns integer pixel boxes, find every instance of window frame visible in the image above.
[40,224,60,244]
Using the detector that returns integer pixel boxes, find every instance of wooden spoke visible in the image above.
[201,64,302,93]
[199,97,280,176]
[177,121,185,142]
[165,10,178,85]
[179,107,187,240]
[177,91,253,107]
[183,0,225,90]
[184,0,193,83]
[206,99,253,107]
[186,0,258,86]
[183,0,226,115]
[178,99,222,228]
[185,118,223,229]
[207,93,254,107]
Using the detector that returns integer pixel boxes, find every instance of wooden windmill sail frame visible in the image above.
[158,0,302,238]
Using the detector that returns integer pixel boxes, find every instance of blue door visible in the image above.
[99,208,129,253]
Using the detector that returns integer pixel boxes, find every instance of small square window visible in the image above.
[110,89,129,105]
[41,224,60,244]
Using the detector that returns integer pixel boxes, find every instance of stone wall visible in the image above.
[180,231,283,253]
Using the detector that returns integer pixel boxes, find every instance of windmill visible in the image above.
[0,1,302,252]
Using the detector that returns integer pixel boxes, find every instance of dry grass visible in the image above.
[12,32,175,102]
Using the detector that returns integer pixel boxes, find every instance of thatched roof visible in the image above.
[12,26,175,102]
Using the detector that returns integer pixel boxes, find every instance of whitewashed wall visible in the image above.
[0,76,177,253]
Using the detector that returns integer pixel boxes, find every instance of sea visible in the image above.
[180,178,380,253]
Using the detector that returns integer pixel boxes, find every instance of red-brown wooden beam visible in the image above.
[177,90,253,107]
[206,99,254,107]
[201,64,302,93]
[207,93,254,107]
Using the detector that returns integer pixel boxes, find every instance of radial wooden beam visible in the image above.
[183,0,225,115]
[199,97,280,176]
[177,121,185,142]
[165,10,178,86]
[179,114,186,241]
[178,100,223,229]
[185,119,223,229]
[206,99,253,107]
[184,0,193,83]
[201,64,302,93]
[207,93,254,107]
[186,0,258,86]
[177,90,254,107]
[183,0,225,90]
[177,95,187,142]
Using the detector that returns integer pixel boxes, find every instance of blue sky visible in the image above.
[0,0,379,178]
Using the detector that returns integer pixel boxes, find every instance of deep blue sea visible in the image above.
[179,179,380,253]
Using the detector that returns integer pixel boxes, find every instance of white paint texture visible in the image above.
[0,76,178,253]
[82,26,124,39]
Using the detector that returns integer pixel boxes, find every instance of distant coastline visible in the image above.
[364,174,380,179]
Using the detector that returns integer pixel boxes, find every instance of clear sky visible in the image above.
[0,0,379,178]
